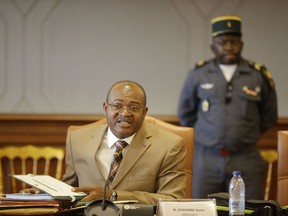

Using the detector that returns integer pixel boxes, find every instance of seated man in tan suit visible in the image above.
[64,80,187,205]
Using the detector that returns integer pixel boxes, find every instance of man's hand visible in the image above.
[19,187,41,194]
[72,186,112,202]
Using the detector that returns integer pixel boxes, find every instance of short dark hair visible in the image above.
[106,80,147,105]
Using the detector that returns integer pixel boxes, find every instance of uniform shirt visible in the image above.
[178,58,278,151]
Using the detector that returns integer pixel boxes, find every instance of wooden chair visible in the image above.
[277,130,288,206]
[144,116,194,198]
[260,150,278,200]
[75,115,194,198]
[0,144,65,194]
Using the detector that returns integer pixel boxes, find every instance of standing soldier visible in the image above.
[178,15,278,199]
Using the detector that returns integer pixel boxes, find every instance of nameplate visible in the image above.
[157,199,217,216]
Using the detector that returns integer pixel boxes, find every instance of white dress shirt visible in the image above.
[96,127,135,179]
[219,64,237,82]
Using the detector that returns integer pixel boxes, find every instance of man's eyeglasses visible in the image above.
[107,102,143,113]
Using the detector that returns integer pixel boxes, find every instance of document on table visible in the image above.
[5,193,53,200]
[0,197,60,214]
[12,174,86,201]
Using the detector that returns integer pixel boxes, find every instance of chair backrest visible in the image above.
[145,116,194,198]
[86,115,194,198]
[277,130,288,206]
[0,145,65,194]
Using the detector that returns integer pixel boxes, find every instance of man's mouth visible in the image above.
[224,53,236,58]
[117,118,132,126]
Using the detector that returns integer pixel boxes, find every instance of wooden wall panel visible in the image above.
[1,114,287,200]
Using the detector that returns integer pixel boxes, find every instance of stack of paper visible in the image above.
[0,197,59,215]
[12,175,86,201]
[5,193,53,200]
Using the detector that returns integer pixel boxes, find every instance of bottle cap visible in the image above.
[233,171,241,176]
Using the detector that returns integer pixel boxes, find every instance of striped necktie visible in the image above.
[107,140,128,187]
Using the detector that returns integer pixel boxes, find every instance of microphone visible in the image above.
[101,180,109,210]
[83,179,155,216]
[84,179,119,216]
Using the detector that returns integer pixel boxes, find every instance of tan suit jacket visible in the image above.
[62,121,186,204]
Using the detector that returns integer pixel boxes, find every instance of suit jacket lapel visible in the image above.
[88,124,108,180]
[110,122,152,187]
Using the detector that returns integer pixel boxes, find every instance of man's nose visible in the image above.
[119,106,132,115]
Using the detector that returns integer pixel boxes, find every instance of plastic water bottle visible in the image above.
[229,171,245,216]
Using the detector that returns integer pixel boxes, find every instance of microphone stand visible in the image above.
[101,181,108,210]
[84,179,119,216]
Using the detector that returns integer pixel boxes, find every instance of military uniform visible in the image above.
[178,15,278,199]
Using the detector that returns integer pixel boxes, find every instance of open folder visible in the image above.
[12,174,86,201]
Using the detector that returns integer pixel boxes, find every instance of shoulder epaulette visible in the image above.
[248,60,275,90]
[195,60,207,68]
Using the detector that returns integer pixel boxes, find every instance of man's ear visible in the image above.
[240,41,244,51]
[210,43,216,54]
[103,102,108,114]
